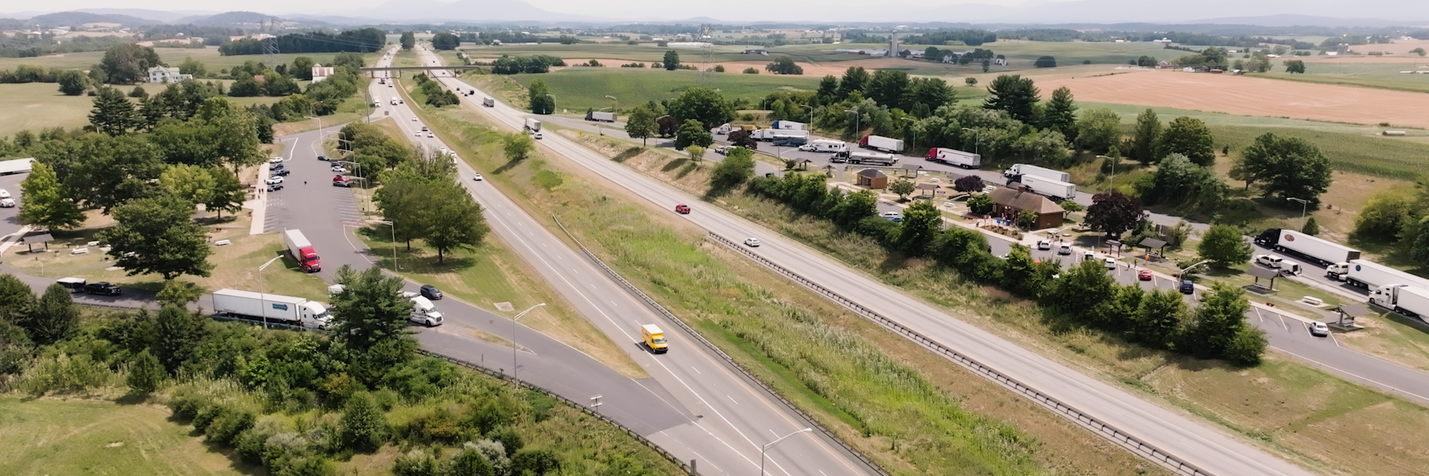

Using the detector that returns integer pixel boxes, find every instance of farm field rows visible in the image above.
[0,82,280,139]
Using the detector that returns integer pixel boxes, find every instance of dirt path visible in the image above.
[1040,70,1429,129]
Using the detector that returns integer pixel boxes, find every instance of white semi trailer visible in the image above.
[1003,164,1070,182]
[1253,228,1361,267]
[924,148,981,169]
[1019,174,1077,201]
[1325,259,1429,291]
[1369,284,1429,319]
[211,289,331,329]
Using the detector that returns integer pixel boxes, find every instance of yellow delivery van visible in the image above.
[641,324,668,353]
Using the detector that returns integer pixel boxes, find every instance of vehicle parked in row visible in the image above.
[1003,163,1070,182]
[265,176,284,185]
[1036,240,1051,250]
[333,176,352,187]
[0,197,14,208]
[269,157,284,164]
[1325,259,1429,291]
[1254,228,1360,267]
[1138,269,1153,281]
[859,135,904,153]
[925,148,981,169]
[1309,321,1330,337]
[1180,280,1195,294]
[212,289,331,329]
[283,229,322,273]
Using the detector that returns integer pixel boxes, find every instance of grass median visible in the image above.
[416,102,1173,475]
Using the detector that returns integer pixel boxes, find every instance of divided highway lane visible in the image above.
[433,60,1317,476]
[381,50,875,476]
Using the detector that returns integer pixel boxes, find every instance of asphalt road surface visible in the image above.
[0,172,26,243]
[364,47,878,476]
[426,49,1319,476]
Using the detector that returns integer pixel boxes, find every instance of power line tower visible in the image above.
[698,24,716,86]
[261,16,280,68]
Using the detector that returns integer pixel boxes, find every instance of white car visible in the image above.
[0,188,9,198]
[412,117,418,121]
[1036,240,1051,250]
[743,237,761,247]
[269,157,283,164]
[532,132,543,140]
[0,197,15,208]
[414,131,422,137]
[472,173,484,181]
[1103,257,1117,269]
[1309,321,1330,337]
[331,166,347,174]
[265,176,284,185]
[426,132,434,138]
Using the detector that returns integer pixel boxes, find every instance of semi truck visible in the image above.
[211,289,331,329]
[771,120,807,130]
[925,148,981,169]
[859,135,904,153]
[409,296,444,327]
[1018,174,1077,201]
[482,97,495,107]
[1325,259,1429,290]
[1369,284,1429,319]
[1253,228,1361,267]
[833,150,898,166]
[282,229,321,273]
[585,111,616,122]
[524,118,541,132]
[1003,164,1070,182]
[802,139,847,153]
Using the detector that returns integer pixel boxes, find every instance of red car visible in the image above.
[333,175,352,187]
[674,204,691,214]
[1138,269,1153,281]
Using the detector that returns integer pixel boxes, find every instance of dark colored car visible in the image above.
[273,169,291,176]
[84,282,121,296]
[674,204,691,214]
[270,163,285,170]
[268,183,284,192]
[317,155,330,161]
[1179,279,1195,294]
[420,285,442,300]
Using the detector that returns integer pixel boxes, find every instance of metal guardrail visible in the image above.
[703,231,1212,476]
[551,215,891,476]
[420,350,694,474]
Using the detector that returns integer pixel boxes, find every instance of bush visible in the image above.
[967,193,994,215]
[511,448,560,475]
[714,65,726,72]
[393,449,440,476]
[126,349,165,394]
[341,391,388,452]
[742,67,759,74]
[1034,56,1057,68]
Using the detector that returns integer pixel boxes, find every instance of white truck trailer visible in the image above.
[585,111,616,122]
[211,289,331,329]
[771,120,807,130]
[1325,259,1429,291]
[1003,163,1071,182]
[859,135,904,153]
[1369,284,1429,319]
[1019,174,1077,201]
[1253,228,1361,267]
[833,150,898,166]
[524,118,541,132]
[802,139,847,153]
[924,148,981,169]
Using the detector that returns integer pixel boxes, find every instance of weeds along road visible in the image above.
[366,47,877,476]
[421,47,1317,476]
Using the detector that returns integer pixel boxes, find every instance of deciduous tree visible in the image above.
[205,167,246,219]
[953,175,984,192]
[1237,133,1332,206]
[153,304,207,373]
[669,87,735,130]
[896,201,942,255]
[342,391,389,452]
[967,193,994,215]
[1084,189,1142,238]
[1074,107,1120,153]
[503,132,535,162]
[888,178,915,200]
[1283,60,1306,74]
[18,162,84,231]
[673,119,714,150]
[624,106,658,146]
[126,349,165,394]
[422,184,490,264]
[1134,289,1190,350]
[1197,224,1252,266]
[56,70,89,96]
[1158,116,1215,166]
[400,32,416,50]
[99,44,162,84]
[710,147,755,190]
[19,283,78,345]
[662,50,680,70]
[527,79,554,114]
[1354,191,1418,242]
[99,195,214,280]
[159,164,215,206]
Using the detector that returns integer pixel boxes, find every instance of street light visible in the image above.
[901,117,917,151]
[760,428,812,476]
[961,127,979,156]
[370,220,397,270]
[846,109,860,138]
[257,255,283,329]
[511,303,546,384]
[604,94,617,115]
[1287,197,1309,222]
[800,104,814,123]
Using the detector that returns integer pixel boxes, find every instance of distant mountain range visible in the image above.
[3,0,1428,27]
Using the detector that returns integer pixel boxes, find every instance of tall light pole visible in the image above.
[961,127,979,156]
[370,219,397,270]
[511,303,546,384]
[760,428,812,476]
[902,116,917,151]
[604,95,617,116]
[846,109,860,139]
[1287,197,1309,222]
[258,255,283,329]
[801,104,814,124]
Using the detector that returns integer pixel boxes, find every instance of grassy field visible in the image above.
[0,82,282,140]
[5,209,330,301]
[420,104,1178,475]
[470,68,822,114]
[1250,62,1429,94]
[0,397,253,476]
[0,47,382,73]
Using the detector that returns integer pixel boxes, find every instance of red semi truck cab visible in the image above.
[282,229,321,272]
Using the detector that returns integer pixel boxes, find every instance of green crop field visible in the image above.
[0,82,279,140]
[1250,62,1429,94]
[489,68,823,113]
[1084,101,1429,177]
[0,47,382,72]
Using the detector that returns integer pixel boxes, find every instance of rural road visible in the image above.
[428,47,1319,476]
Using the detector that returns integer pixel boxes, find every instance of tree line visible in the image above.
[217,28,386,56]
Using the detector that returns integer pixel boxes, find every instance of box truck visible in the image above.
[282,229,321,273]
[482,97,495,107]
[1253,228,1361,267]
[1369,284,1429,319]
[771,120,807,130]
[212,289,331,329]
[585,111,615,122]
[1019,174,1077,201]
[859,135,904,153]
[641,324,668,353]
[925,148,981,169]
[801,139,847,153]
[1003,164,1070,182]
[409,296,444,327]
[1325,259,1429,290]
[833,150,898,165]
[524,118,541,132]
[390,98,398,106]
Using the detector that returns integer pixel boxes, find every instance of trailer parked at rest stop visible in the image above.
[925,148,980,169]
[1254,228,1361,267]
[211,289,331,329]
[1326,259,1429,290]
[1370,284,1429,319]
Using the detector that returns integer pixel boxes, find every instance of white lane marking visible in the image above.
[1272,346,1429,403]
[692,366,701,375]
[727,395,738,405]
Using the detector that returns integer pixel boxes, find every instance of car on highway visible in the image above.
[411,117,418,121]
[1138,269,1153,281]
[743,237,761,247]
[0,198,14,208]
[84,282,121,296]
[1309,321,1330,337]
[1057,244,1072,255]
[532,132,543,140]
[421,126,429,132]
[414,131,422,137]
[472,173,483,181]
[1179,279,1195,294]
[265,176,284,185]
[674,204,691,214]
[426,132,434,138]
[420,284,443,300]
[273,169,291,177]
[317,155,330,161]
[1036,240,1051,250]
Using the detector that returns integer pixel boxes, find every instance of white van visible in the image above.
[57,277,86,292]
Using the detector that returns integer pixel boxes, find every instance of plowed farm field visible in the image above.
[1041,70,1429,129]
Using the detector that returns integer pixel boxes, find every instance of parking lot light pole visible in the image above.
[1287,197,1309,223]
[511,303,546,385]
[258,255,283,329]
[760,428,812,476]
[370,220,397,270]
[801,104,814,123]
[962,127,979,156]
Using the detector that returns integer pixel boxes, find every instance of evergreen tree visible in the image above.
[342,391,388,452]
[1302,217,1321,236]
[153,304,207,373]
[89,86,137,135]
[0,274,32,326]
[815,75,839,104]
[22,284,78,345]
[662,50,680,70]
[126,349,165,394]
[1130,109,1162,164]
[836,66,870,100]
[328,265,411,352]
[982,74,1040,123]
[1041,86,1077,137]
